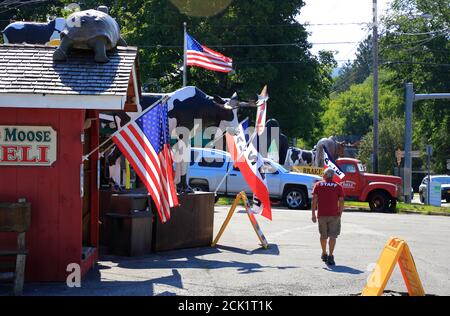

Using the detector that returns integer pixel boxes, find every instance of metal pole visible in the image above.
[183,22,187,87]
[372,0,379,174]
[427,149,431,205]
[404,83,414,203]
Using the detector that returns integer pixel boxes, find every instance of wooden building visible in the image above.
[0,44,141,281]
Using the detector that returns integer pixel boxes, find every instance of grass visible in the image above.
[217,197,450,215]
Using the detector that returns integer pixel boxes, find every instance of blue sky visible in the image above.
[297,0,392,65]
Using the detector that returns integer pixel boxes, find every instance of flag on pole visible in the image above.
[323,146,346,182]
[185,33,233,73]
[112,100,179,223]
[226,124,272,220]
[255,85,269,136]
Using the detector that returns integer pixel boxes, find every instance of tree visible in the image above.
[1,0,336,143]
[321,70,403,139]
[380,0,450,173]
[358,117,406,175]
[332,35,373,94]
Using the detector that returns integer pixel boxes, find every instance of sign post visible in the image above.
[426,145,432,205]
[212,191,269,249]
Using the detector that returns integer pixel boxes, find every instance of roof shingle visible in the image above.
[0,44,138,96]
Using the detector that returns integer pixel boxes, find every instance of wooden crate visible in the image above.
[153,192,215,252]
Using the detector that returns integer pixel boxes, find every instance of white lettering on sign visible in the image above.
[0,126,57,166]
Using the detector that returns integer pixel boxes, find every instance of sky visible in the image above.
[298,0,392,66]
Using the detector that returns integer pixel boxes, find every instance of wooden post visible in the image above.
[211,193,242,247]
[13,232,26,296]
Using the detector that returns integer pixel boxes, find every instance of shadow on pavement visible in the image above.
[323,265,364,274]
[216,243,280,256]
[98,246,297,275]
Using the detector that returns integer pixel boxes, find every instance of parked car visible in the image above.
[187,147,322,209]
[419,175,450,203]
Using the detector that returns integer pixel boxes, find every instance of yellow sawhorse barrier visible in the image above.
[211,192,269,249]
[362,237,425,296]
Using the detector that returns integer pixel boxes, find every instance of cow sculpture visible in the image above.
[107,86,259,193]
[313,136,346,167]
[284,147,315,168]
[2,17,65,45]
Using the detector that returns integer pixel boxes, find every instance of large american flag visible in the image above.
[112,100,179,223]
[186,33,233,73]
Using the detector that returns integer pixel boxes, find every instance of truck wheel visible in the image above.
[190,183,219,203]
[419,193,425,204]
[368,191,389,212]
[191,183,209,192]
[388,198,397,213]
[284,187,307,210]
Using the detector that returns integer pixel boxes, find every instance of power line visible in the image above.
[137,41,360,49]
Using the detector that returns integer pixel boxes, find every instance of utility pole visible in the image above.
[183,22,187,87]
[372,0,379,174]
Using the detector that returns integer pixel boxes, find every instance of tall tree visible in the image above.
[381,0,450,173]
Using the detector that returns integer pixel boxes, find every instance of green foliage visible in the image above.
[381,0,450,173]
[322,70,403,138]
[332,35,373,94]
[357,116,405,175]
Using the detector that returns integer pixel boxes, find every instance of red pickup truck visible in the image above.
[336,158,402,212]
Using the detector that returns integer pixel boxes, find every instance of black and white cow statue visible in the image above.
[2,18,65,45]
[283,147,315,168]
[108,86,258,193]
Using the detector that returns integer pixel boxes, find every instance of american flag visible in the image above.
[186,33,233,73]
[112,100,179,223]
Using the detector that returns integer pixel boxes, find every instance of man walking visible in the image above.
[311,168,344,265]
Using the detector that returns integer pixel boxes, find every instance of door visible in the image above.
[82,114,92,247]
[339,163,360,198]
[261,161,281,196]
[226,165,251,195]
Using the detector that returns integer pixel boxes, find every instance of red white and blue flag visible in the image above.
[226,124,272,220]
[186,33,233,73]
[112,100,179,223]
[323,146,346,182]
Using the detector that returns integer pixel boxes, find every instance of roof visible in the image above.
[0,44,141,110]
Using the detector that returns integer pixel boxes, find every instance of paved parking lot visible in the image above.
[1,205,449,296]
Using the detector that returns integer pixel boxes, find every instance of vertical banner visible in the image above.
[226,125,272,220]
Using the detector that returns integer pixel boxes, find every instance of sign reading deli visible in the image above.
[0,126,57,166]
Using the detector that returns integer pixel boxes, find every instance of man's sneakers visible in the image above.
[326,255,335,266]
[321,253,328,262]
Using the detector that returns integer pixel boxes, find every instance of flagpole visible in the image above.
[82,95,170,161]
[183,22,187,87]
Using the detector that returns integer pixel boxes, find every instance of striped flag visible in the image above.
[112,100,179,223]
[185,33,233,73]
[226,123,272,220]
[323,146,346,182]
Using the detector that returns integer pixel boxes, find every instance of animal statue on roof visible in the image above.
[2,17,65,45]
[313,136,346,167]
[107,86,261,193]
[53,6,127,63]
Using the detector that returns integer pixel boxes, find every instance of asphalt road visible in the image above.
[2,206,449,296]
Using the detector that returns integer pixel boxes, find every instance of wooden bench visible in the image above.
[0,202,31,296]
